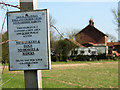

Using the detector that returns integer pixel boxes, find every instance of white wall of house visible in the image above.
[91,46,108,54]
[68,45,107,57]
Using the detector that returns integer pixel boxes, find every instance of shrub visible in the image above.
[55,40,69,61]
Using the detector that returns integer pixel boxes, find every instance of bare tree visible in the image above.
[106,33,117,42]
[65,28,80,40]
[0,1,20,9]
[49,14,56,28]
[112,9,120,41]
[112,9,120,26]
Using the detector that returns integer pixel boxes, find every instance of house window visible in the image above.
[91,51,96,55]
[88,49,91,53]
[71,51,74,55]
[74,50,78,55]
[80,51,84,54]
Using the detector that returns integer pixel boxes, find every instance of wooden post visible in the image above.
[24,70,38,88]
[20,0,42,89]
[20,0,37,11]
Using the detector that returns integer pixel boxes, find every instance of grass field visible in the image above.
[1,60,118,88]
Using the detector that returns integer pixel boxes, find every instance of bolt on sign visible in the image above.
[7,9,51,70]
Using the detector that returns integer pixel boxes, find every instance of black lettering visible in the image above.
[24,45,32,48]
[23,52,34,56]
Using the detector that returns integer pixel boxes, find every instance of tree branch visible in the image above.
[0,40,26,45]
[0,2,20,9]
[50,24,65,39]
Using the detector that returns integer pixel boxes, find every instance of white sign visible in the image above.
[7,9,51,70]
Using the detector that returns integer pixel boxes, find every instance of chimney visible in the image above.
[89,19,94,26]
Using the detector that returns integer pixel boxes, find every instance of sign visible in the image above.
[7,9,51,70]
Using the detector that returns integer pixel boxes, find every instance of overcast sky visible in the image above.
[0,1,119,40]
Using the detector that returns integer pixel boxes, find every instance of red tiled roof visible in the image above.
[107,42,120,46]
[82,42,97,47]
[65,38,85,47]
[86,42,97,46]
[76,25,108,37]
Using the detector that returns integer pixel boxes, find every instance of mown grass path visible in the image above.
[52,62,115,67]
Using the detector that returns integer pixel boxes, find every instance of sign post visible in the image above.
[7,0,51,89]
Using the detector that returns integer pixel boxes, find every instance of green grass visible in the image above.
[2,70,25,88]
[2,59,118,65]
[43,61,118,88]
[2,63,8,66]
[1,60,118,88]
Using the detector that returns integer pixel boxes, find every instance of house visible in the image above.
[65,20,109,58]
[75,19,108,46]
[107,42,120,56]
[65,19,120,59]
[65,38,85,57]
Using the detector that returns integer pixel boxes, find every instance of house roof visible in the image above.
[82,42,97,47]
[65,38,85,47]
[107,42,120,46]
[75,25,108,37]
